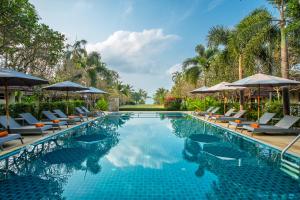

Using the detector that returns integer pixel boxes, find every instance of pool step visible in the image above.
[280,160,300,179]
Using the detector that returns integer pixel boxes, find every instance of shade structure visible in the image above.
[43,81,88,114]
[227,73,300,87]
[227,73,300,120]
[0,68,48,129]
[43,81,88,91]
[205,82,245,114]
[205,82,245,92]
[76,87,107,109]
[76,87,107,94]
[190,86,209,94]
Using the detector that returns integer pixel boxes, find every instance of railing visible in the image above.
[281,134,300,160]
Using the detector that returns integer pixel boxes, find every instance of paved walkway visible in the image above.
[193,114,300,157]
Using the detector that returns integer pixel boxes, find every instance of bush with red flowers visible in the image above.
[164,97,182,110]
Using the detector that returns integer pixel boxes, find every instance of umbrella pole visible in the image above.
[66,91,69,115]
[257,85,260,121]
[4,80,9,130]
[223,92,226,115]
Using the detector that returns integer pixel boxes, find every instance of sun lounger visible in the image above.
[75,107,89,119]
[213,110,247,123]
[0,132,23,150]
[229,112,276,130]
[81,106,104,117]
[42,111,70,126]
[243,115,300,136]
[194,106,214,116]
[203,107,221,119]
[0,116,52,135]
[53,109,83,122]
[208,108,236,121]
[19,113,64,130]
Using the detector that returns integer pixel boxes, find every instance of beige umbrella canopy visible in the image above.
[227,73,300,119]
[205,82,245,114]
[190,86,209,94]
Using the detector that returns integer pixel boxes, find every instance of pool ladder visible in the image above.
[280,134,300,179]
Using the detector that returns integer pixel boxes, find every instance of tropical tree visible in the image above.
[132,89,148,104]
[267,0,300,114]
[153,88,169,104]
[207,8,275,109]
[182,44,217,86]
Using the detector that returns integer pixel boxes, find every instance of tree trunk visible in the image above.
[238,54,244,110]
[280,2,290,115]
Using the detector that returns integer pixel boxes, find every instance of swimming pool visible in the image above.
[0,112,300,199]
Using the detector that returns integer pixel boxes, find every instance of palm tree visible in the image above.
[182,44,217,86]
[207,8,274,109]
[154,88,169,104]
[267,0,292,114]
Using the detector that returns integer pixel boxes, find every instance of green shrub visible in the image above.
[263,100,283,117]
[164,97,182,110]
[96,98,109,111]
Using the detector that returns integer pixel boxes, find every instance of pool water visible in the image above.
[0,113,300,199]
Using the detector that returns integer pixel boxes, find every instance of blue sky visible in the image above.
[30,0,275,97]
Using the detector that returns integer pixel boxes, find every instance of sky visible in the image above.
[30,0,275,98]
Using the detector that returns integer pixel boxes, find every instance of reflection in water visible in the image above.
[0,114,127,200]
[0,113,299,199]
[106,118,180,169]
[176,117,300,199]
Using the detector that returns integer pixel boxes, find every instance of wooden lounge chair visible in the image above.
[0,116,52,135]
[243,115,300,136]
[19,113,63,130]
[229,112,276,130]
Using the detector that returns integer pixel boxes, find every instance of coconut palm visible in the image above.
[182,44,217,86]
[154,88,169,104]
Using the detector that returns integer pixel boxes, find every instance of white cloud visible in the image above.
[207,0,224,12]
[166,63,182,75]
[86,29,179,74]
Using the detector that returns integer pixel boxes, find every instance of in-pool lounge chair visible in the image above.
[208,108,236,121]
[0,116,52,135]
[53,109,83,122]
[19,113,64,130]
[242,115,300,136]
[42,111,70,127]
[194,107,214,116]
[229,112,276,130]
[204,107,221,119]
[0,131,23,150]
[213,110,247,123]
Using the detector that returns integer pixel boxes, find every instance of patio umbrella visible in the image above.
[190,86,209,94]
[43,81,88,114]
[76,87,107,109]
[0,68,48,129]
[205,82,245,114]
[227,73,300,119]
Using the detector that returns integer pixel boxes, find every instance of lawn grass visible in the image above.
[119,104,167,111]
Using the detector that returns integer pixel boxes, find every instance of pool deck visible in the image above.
[1,111,300,158]
[191,113,300,157]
